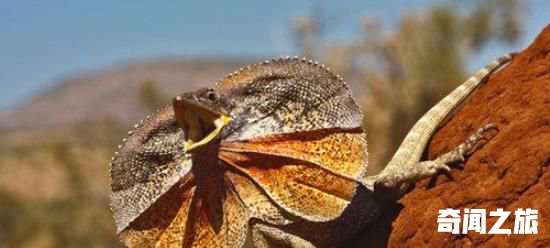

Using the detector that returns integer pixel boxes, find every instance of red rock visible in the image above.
[354,25,550,247]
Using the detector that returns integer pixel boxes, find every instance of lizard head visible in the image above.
[172,87,233,152]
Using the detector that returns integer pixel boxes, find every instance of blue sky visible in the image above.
[1,1,548,110]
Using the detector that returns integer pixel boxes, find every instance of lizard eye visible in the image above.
[206,91,217,101]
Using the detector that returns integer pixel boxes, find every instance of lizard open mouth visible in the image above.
[173,97,232,152]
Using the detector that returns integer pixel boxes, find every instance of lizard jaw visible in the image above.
[183,114,231,151]
[173,99,232,152]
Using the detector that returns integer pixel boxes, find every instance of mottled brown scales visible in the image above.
[110,55,515,247]
[221,129,367,181]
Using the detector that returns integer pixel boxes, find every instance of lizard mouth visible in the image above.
[173,98,232,152]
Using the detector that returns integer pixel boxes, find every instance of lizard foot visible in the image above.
[371,123,498,190]
[435,123,497,164]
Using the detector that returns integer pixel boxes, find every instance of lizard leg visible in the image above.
[372,123,497,189]
[251,223,316,248]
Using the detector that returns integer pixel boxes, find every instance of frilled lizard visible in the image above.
[110,54,515,247]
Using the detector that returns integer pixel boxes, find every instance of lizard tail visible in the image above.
[382,53,516,172]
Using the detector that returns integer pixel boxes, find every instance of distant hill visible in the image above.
[0,58,249,131]
[0,57,368,131]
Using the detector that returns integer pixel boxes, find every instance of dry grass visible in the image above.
[0,121,125,248]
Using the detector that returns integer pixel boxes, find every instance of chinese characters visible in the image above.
[437,208,538,234]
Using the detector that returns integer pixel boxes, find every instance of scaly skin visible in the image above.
[109,55,515,248]
[367,53,515,190]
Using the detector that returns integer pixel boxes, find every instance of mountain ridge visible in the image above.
[0,58,250,131]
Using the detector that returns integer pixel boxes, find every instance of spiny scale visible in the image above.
[217,56,336,85]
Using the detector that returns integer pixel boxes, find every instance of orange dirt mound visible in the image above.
[354,25,550,247]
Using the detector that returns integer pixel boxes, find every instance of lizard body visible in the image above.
[110,54,515,247]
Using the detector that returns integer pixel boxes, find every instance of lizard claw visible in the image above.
[427,160,451,173]
[482,123,498,131]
